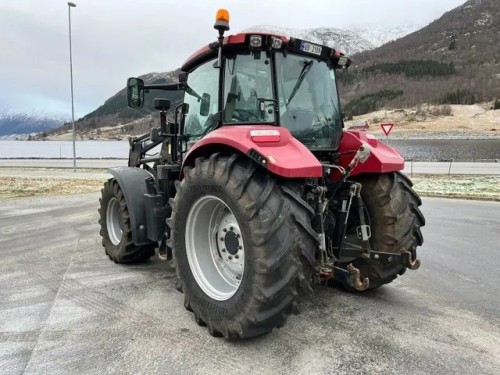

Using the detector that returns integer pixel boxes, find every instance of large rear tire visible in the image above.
[168,154,318,340]
[345,172,425,290]
[98,179,155,263]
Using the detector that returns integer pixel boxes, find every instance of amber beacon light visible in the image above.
[214,8,230,31]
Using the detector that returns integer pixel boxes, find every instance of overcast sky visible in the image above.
[0,0,466,118]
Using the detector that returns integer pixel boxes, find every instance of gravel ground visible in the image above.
[0,169,108,199]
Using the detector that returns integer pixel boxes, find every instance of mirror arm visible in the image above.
[143,83,186,91]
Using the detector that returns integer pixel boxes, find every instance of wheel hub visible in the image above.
[224,231,239,255]
[185,195,245,301]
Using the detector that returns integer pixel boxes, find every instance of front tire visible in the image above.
[168,155,318,340]
[98,179,155,263]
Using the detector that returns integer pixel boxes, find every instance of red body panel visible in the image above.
[183,126,323,178]
[334,131,404,179]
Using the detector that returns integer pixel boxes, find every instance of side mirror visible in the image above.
[127,77,145,108]
[200,93,211,116]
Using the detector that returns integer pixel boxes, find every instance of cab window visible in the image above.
[183,59,219,141]
[223,54,275,124]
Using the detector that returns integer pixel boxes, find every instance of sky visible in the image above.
[0,0,466,119]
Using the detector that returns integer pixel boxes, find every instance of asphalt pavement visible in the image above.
[1,159,499,175]
[0,195,499,374]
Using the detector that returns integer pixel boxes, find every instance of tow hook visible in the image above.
[347,263,370,291]
[401,248,421,270]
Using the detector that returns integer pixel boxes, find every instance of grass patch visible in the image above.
[411,175,500,201]
[0,176,103,199]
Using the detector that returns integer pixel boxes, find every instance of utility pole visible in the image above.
[68,2,77,172]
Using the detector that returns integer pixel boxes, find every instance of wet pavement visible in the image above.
[0,194,499,374]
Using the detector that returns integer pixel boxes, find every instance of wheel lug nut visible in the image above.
[228,256,232,260]
[230,226,234,231]
[236,234,240,238]
[221,248,226,252]
[220,237,224,241]
[238,246,242,250]
[235,255,239,259]
[223,228,227,232]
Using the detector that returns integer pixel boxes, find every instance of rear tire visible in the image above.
[98,179,155,263]
[343,172,425,290]
[168,154,318,340]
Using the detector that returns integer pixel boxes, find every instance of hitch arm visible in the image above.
[401,248,421,270]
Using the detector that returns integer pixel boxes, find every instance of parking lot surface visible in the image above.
[0,194,499,374]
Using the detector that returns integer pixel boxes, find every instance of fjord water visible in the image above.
[0,139,499,161]
[0,141,129,159]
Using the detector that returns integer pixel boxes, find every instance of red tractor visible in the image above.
[99,9,424,340]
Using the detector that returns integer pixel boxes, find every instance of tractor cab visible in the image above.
[182,33,348,153]
[127,9,351,157]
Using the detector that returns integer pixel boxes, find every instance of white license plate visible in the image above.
[300,41,322,56]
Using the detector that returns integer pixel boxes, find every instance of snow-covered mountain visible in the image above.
[243,25,375,55]
[0,112,67,138]
[349,23,423,47]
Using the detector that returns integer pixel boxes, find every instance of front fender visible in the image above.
[337,131,404,177]
[108,167,157,246]
[183,126,323,178]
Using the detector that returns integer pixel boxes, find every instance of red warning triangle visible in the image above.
[380,123,394,137]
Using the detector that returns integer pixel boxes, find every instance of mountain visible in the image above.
[0,112,65,138]
[348,23,423,47]
[57,70,182,136]
[339,0,500,116]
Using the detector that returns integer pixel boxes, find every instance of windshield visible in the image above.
[276,53,342,150]
[223,53,275,124]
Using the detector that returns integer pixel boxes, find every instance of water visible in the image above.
[0,139,499,161]
[0,141,129,159]
[386,139,500,161]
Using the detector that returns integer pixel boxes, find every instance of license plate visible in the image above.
[300,41,322,56]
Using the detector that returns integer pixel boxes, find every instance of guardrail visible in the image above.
[1,159,499,175]
[404,160,500,176]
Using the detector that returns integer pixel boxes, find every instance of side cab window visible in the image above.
[183,59,219,141]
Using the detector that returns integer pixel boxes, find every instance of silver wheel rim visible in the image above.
[185,195,245,301]
[106,197,122,245]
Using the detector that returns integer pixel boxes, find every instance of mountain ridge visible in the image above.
[0,112,66,138]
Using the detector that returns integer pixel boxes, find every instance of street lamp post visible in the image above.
[67,2,77,172]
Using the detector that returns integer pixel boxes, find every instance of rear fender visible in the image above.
[182,126,323,178]
[334,131,404,179]
[108,167,166,245]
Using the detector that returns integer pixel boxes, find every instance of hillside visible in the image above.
[52,70,182,137]
[338,0,500,116]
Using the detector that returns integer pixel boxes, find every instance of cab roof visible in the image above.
[180,32,348,74]
[181,32,290,73]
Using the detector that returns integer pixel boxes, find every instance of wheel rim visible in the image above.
[106,197,122,245]
[185,195,245,301]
